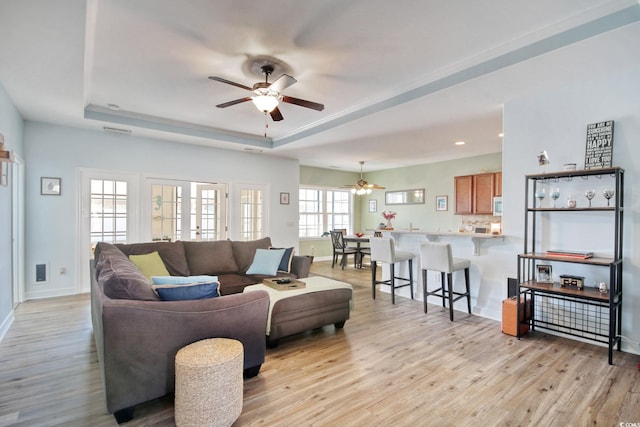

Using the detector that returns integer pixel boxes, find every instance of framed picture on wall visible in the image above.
[436,195,447,211]
[41,177,61,195]
[279,192,290,205]
[369,199,377,213]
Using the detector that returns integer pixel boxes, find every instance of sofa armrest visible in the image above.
[291,255,312,278]
[94,284,269,414]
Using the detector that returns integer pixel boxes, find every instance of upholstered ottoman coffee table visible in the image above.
[244,276,353,348]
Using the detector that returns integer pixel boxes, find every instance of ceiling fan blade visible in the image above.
[208,76,253,91]
[269,74,297,93]
[270,106,284,121]
[282,96,324,111]
[216,97,252,108]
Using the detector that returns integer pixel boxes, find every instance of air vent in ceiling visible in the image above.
[103,126,131,135]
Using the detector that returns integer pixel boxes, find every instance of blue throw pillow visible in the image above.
[246,248,285,276]
[152,281,220,301]
[270,247,294,272]
[151,275,219,285]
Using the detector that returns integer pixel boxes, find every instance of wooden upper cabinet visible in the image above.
[494,172,502,196]
[473,173,495,214]
[455,171,500,214]
[454,175,473,214]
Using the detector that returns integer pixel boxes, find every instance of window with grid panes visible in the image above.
[299,187,352,237]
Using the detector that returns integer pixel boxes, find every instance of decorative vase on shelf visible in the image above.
[386,219,393,230]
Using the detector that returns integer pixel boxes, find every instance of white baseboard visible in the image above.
[0,310,15,343]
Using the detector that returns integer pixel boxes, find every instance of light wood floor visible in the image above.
[1,261,638,426]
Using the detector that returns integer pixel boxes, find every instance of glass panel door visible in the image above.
[193,183,227,241]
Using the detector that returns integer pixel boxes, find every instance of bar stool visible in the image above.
[419,242,471,321]
[370,237,415,304]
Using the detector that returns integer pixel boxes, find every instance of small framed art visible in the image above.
[279,192,290,205]
[436,195,448,211]
[41,177,61,196]
[369,199,377,213]
[536,264,553,283]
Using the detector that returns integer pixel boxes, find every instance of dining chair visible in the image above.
[419,242,471,321]
[369,237,415,304]
[330,230,359,269]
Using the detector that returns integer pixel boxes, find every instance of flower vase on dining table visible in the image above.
[386,219,393,230]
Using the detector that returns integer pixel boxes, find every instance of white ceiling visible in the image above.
[1,0,639,172]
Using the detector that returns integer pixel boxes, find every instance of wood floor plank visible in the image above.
[0,261,638,426]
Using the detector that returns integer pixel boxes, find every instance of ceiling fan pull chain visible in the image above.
[264,112,269,138]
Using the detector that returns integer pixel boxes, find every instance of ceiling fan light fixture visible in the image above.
[252,94,279,113]
[345,161,384,195]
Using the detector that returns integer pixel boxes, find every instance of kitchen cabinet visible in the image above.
[454,172,499,214]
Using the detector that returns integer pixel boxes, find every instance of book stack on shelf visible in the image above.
[545,249,593,259]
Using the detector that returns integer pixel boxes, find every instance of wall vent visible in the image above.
[103,126,132,135]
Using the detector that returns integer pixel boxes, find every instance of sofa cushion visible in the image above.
[97,246,160,301]
[129,251,170,281]
[115,241,190,276]
[232,237,272,273]
[152,281,220,301]
[246,248,285,276]
[217,274,261,295]
[182,240,239,275]
[151,275,219,285]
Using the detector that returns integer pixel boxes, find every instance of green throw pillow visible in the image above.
[129,251,170,281]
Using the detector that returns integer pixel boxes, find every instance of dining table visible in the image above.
[343,235,371,268]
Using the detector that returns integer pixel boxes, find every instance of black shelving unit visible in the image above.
[517,167,624,364]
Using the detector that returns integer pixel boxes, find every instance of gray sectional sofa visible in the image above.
[90,238,311,423]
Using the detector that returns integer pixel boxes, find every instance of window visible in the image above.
[90,179,129,245]
[151,183,182,242]
[239,188,264,241]
[299,187,352,237]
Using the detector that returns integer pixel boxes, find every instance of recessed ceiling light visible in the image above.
[106,103,121,111]
[498,133,504,138]
[455,141,465,146]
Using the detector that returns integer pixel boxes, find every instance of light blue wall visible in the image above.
[0,82,24,339]
[503,64,640,354]
[23,122,301,299]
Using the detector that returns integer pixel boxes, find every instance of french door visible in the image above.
[147,179,227,242]
[78,169,139,293]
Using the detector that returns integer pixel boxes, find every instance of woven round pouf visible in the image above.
[175,338,244,427]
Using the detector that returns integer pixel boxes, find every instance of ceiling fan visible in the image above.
[208,65,324,122]
[344,161,386,195]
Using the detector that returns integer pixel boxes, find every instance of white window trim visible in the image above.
[228,182,269,241]
[77,168,140,293]
[299,185,354,238]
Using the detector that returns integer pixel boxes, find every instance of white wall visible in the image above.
[0,82,24,340]
[23,122,301,299]
[503,64,640,354]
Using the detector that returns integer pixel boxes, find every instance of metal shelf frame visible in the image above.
[517,167,624,364]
